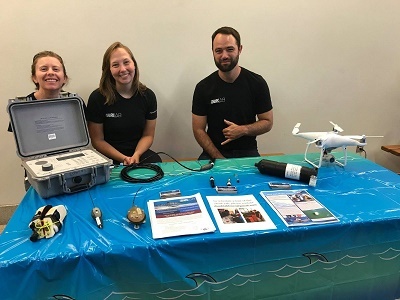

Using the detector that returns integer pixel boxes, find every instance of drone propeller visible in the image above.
[329,121,343,133]
[292,123,301,135]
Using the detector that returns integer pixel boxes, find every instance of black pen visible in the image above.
[210,176,215,188]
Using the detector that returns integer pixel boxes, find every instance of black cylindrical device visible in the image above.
[255,159,318,186]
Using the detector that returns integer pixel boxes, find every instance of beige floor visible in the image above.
[0,225,5,234]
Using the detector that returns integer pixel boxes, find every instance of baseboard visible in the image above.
[261,153,285,156]
[0,205,18,225]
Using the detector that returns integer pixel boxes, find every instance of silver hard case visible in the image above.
[7,96,112,198]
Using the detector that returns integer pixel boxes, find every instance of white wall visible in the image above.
[1,1,400,205]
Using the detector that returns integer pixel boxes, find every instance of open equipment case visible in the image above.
[7,95,113,198]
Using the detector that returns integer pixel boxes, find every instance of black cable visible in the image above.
[120,163,164,183]
[132,186,142,205]
[360,149,367,159]
[119,151,215,183]
[155,151,214,172]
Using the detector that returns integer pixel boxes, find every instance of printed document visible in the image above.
[206,194,277,233]
[148,193,216,239]
[260,190,339,227]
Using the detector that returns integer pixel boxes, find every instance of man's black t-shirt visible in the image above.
[192,67,272,151]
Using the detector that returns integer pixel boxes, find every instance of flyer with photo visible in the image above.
[148,193,216,239]
[206,194,277,233]
[260,190,339,227]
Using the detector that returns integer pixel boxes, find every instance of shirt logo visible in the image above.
[105,113,122,118]
[210,97,225,105]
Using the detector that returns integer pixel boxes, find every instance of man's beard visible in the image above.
[214,55,239,72]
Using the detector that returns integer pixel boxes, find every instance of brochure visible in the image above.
[206,194,277,233]
[260,189,338,227]
[147,193,216,239]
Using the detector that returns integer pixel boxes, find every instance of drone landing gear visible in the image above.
[304,145,348,168]
[304,143,321,168]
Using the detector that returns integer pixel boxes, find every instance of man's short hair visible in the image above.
[212,26,241,48]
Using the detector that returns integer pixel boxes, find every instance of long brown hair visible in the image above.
[99,42,146,105]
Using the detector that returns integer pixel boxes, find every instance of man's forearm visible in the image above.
[194,130,224,159]
[243,119,273,136]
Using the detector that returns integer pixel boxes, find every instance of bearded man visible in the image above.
[192,26,274,160]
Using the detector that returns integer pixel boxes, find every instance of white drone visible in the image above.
[292,121,381,168]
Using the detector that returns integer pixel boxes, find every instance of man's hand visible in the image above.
[221,119,247,145]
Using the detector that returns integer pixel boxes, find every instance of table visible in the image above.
[381,144,400,156]
[1,153,400,300]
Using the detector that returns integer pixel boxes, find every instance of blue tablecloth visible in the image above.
[1,153,400,300]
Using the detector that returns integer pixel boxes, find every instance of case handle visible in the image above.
[61,169,96,194]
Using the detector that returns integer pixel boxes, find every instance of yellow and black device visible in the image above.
[29,205,67,242]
